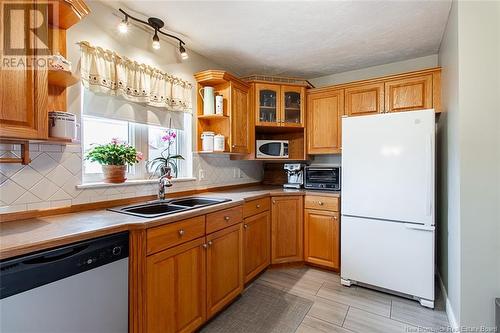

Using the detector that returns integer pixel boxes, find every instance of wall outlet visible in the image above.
[198,169,205,180]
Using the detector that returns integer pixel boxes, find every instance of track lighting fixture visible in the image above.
[118,8,188,59]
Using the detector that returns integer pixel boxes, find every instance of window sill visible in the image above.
[76,177,197,189]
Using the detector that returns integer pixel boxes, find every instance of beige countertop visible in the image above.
[0,186,340,260]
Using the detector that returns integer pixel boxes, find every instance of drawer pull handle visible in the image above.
[256,204,261,208]
[318,201,324,206]
[244,224,248,229]
[224,216,230,221]
[178,229,185,236]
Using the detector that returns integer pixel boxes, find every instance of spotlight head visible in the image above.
[118,18,129,34]
[179,44,188,60]
[152,30,160,50]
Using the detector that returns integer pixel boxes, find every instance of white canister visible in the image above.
[49,111,76,139]
[201,131,215,152]
[214,134,225,152]
[215,95,224,115]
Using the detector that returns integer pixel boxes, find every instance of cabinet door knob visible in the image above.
[318,201,324,206]
[231,144,236,148]
[272,200,276,204]
[333,216,338,220]
[202,243,208,249]
[224,216,230,221]
[208,240,213,246]
[244,224,248,229]
[256,204,261,208]
[178,229,185,236]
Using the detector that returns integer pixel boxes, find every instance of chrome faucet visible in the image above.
[158,174,173,200]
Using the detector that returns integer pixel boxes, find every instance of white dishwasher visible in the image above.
[0,232,129,333]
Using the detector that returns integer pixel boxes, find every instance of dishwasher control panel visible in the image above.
[0,232,129,300]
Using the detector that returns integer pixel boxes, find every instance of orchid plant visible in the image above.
[85,138,143,166]
[147,129,184,178]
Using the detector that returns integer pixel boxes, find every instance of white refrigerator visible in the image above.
[340,109,435,308]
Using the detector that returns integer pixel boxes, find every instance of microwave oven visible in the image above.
[304,166,341,191]
[256,140,289,159]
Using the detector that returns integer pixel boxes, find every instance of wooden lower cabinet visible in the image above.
[206,223,243,318]
[243,210,271,283]
[304,209,340,270]
[271,196,304,264]
[146,237,207,333]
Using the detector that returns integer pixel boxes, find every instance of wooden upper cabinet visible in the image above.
[254,83,305,127]
[206,223,243,318]
[281,85,305,127]
[243,210,271,283]
[146,237,207,333]
[384,74,433,113]
[307,89,344,154]
[345,82,384,116]
[230,83,250,153]
[271,196,303,264]
[255,83,280,126]
[0,2,48,140]
[304,209,340,270]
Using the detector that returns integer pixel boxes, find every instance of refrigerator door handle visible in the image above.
[425,134,433,217]
[405,224,435,231]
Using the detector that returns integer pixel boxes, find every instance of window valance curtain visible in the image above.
[78,41,192,112]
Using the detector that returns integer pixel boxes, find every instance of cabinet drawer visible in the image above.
[206,206,243,234]
[243,198,270,218]
[147,216,206,255]
[305,195,339,212]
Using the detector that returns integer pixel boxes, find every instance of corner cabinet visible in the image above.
[194,70,250,155]
[271,196,304,264]
[307,89,344,154]
[254,83,305,127]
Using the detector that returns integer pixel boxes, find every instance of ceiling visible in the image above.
[114,1,451,78]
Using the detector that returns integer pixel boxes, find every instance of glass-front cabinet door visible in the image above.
[255,83,280,126]
[281,86,305,127]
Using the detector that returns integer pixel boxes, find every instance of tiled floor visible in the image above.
[251,266,449,333]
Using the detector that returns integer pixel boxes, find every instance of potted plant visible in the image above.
[147,130,184,179]
[85,138,143,183]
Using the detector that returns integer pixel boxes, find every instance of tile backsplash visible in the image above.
[0,144,263,214]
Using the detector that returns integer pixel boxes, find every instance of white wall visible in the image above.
[437,0,461,327]
[0,1,262,213]
[309,54,438,87]
[438,0,500,328]
[457,0,500,328]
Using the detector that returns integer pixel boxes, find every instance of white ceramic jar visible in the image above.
[214,134,225,152]
[201,131,215,152]
[48,111,76,139]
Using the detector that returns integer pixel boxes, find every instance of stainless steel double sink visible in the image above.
[109,197,231,218]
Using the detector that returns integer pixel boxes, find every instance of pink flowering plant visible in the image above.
[147,130,184,177]
[85,138,143,166]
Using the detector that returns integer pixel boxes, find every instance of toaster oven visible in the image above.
[304,166,341,191]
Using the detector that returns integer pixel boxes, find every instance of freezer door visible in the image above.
[341,216,434,301]
[341,109,435,225]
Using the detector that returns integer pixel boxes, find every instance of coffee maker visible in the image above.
[283,163,304,189]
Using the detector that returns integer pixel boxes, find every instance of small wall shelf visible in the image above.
[197,115,229,120]
[48,70,80,88]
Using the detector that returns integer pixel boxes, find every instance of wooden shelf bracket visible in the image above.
[0,141,31,165]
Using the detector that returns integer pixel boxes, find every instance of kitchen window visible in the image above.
[82,115,189,183]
